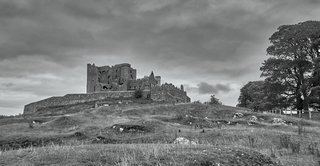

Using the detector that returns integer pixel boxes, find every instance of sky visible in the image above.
[1,0,320,115]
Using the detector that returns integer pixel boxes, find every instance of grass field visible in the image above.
[1,102,320,165]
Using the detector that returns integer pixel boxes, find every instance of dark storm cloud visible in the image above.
[185,82,231,95]
[1,0,319,66]
[198,82,231,94]
[1,83,14,87]
[1,0,320,115]
[0,0,263,63]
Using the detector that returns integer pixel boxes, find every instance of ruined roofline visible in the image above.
[87,63,131,68]
[162,83,185,92]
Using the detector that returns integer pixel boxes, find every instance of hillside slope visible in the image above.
[1,102,320,165]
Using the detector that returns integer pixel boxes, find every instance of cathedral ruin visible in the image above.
[23,63,190,115]
[86,63,190,103]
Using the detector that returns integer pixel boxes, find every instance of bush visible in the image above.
[248,136,256,148]
[290,141,300,154]
[134,89,143,98]
[298,120,304,135]
[28,122,34,129]
[208,95,222,105]
[280,134,290,149]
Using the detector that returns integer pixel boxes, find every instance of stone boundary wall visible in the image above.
[23,91,150,115]
[150,85,190,103]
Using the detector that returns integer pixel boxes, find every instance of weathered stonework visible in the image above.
[23,63,190,115]
[87,63,138,93]
[87,63,160,92]
[86,63,190,103]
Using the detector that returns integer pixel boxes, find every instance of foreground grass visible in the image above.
[0,143,277,166]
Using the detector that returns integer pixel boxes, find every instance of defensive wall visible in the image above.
[150,83,190,103]
[23,91,150,115]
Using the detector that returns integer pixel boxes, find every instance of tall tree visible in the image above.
[237,81,264,110]
[261,21,320,111]
[238,80,292,111]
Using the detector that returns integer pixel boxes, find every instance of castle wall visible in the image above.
[24,91,151,115]
[150,83,190,103]
[87,64,99,93]
[130,69,137,80]
[87,63,137,93]
[155,76,161,86]
[150,86,166,101]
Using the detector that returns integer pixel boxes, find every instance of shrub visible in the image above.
[134,89,143,98]
[270,147,276,158]
[248,136,256,148]
[280,134,291,149]
[28,121,34,128]
[290,141,300,154]
[308,142,319,156]
[298,120,304,135]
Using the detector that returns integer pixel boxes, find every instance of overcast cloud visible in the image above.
[0,0,319,115]
[186,82,231,95]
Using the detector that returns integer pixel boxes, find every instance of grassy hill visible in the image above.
[1,102,320,165]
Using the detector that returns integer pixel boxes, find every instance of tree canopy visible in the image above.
[208,95,222,105]
[239,20,320,111]
[261,20,320,111]
[237,80,291,111]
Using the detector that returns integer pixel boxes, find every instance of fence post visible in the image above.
[309,110,312,120]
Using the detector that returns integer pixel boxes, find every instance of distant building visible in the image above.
[282,110,300,115]
[87,63,190,103]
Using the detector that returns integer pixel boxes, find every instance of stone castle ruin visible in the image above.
[87,63,190,102]
[87,63,160,93]
[23,63,190,115]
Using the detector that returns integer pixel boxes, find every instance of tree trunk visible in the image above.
[296,94,304,110]
[303,99,309,112]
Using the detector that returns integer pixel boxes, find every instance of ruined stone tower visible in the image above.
[87,63,137,93]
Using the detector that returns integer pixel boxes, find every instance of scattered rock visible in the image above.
[72,132,87,140]
[249,116,258,122]
[111,124,150,133]
[272,118,287,125]
[247,121,254,126]
[173,137,197,145]
[233,113,244,119]
[229,121,238,125]
[96,136,106,141]
[216,120,230,124]
[92,136,118,144]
